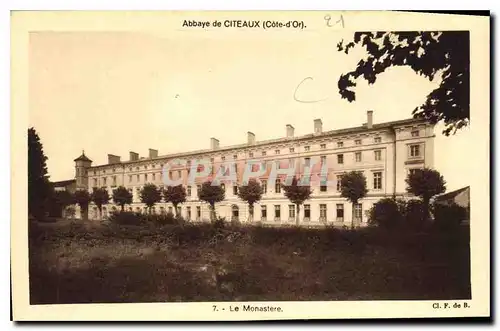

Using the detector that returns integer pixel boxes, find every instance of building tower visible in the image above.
[74,150,92,190]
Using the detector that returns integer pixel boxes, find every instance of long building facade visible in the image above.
[73,111,435,226]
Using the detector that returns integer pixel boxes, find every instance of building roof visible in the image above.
[90,116,430,169]
[74,151,92,162]
[434,186,470,202]
[51,179,76,187]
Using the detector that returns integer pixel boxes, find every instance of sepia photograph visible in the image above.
[11,10,490,321]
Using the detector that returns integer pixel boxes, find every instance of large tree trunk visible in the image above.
[121,204,124,212]
[296,204,300,226]
[249,204,254,222]
[98,206,102,221]
[351,201,356,229]
[423,196,430,223]
[210,204,216,221]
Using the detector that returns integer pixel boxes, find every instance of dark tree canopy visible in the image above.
[112,186,133,211]
[139,184,162,212]
[163,185,187,216]
[282,177,312,206]
[340,171,368,204]
[74,189,90,209]
[337,31,469,136]
[28,128,52,219]
[405,168,446,202]
[91,187,110,212]
[198,181,225,208]
[237,179,263,220]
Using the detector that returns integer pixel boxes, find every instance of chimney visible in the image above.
[286,124,295,138]
[129,151,139,161]
[149,149,158,158]
[314,119,323,134]
[247,132,256,145]
[108,154,121,164]
[210,137,220,150]
[367,110,373,129]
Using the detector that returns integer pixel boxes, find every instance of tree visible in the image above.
[337,31,469,136]
[340,171,368,228]
[74,189,90,220]
[28,128,52,220]
[405,168,446,222]
[163,185,187,217]
[237,179,263,222]
[112,186,133,211]
[49,190,74,218]
[91,187,110,220]
[139,183,162,214]
[198,181,225,221]
[282,176,312,226]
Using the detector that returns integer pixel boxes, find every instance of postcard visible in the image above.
[11,10,490,321]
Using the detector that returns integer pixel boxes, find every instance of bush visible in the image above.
[146,212,185,226]
[368,198,406,229]
[212,217,227,230]
[405,199,427,230]
[433,203,467,230]
[108,211,145,226]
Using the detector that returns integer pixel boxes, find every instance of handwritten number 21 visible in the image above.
[324,14,344,28]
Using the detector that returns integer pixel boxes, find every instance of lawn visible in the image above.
[28,220,471,304]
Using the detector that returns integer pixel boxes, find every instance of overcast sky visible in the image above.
[28,30,472,191]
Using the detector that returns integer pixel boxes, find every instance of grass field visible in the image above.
[28,220,471,304]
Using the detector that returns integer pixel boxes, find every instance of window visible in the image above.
[289,158,295,167]
[289,205,295,220]
[274,205,281,220]
[177,170,182,178]
[289,147,295,153]
[320,155,326,164]
[145,173,148,181]
[337,154,344,164]
[275,160,281,169]
[152,173,156,181]
[145,165,148,170]
[233,154,238,160]
[160,207,165,215]
[187,185,192,196]
[197,185,201,195]
[304,204,311,220]
[221,156,226,161]
[355,139,362,145]
[354,203,363,221]
[409,168,420,176]
[261,205,267,220]
[197,206,201,219]
[336,204,344,221]
[103,177,107,185]
[262,180,267,193]
[168,206,173,214]
[336,175,343,192]
[186,160,191,167]
[320,204,327,220]
[112,176,117,186]
[304,157,311,167]
[275,149,280,155]
[262,151,267,156]
[355,152,362,162]
[304,146,310,152]
[320,144,326,149]
[249,152,254,158]
[186,207,191,220]
[409,144,421,157]
[337,141,343,148]
[320,182,327,192]
[233,185,238,195]
[374,150,382,161]
[275,178,281,193]
[93,178,97,187]
[373,172,382,190]
[411,130,420,137]
[374,137,382,143]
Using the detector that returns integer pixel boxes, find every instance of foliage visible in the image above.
[65,206,76,219]
[237,179,263,221]
[282,177,313,225]
[337,31,469,135]
[163,185,187,216]
[108,211,146,226]
[139,184,162,213]
[28,128,52,219]
[433,203,467,230]
[91,188,110,217]
[340,171,368,204]
[405,199,427,230]
[198,181,225,220]
[368,198,406,229]
[406,168,446,221]
[112,186,133,211]
[74,189,91,219]
[48,190,75,217]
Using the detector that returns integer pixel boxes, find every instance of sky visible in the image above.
[28,30,472,191]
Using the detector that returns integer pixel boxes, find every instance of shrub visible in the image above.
[368,198,405,229]
[108,211,145,226]
[146,212,185,226]
[212,217,227,230]
[433,203,467,230]
[405,199,427,230]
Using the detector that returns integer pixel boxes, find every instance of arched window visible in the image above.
[232,205,239,221]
